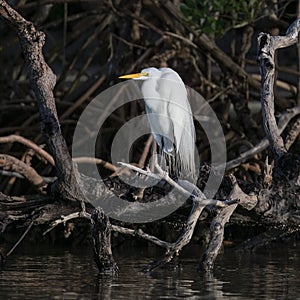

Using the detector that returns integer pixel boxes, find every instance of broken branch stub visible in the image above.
[91,209,118,273]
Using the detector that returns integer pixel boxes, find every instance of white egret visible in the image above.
[119,67,196,180]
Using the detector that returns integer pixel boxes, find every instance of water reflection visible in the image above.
[0,243,299,299]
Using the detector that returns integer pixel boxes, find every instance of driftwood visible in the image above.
[0,1,299,274]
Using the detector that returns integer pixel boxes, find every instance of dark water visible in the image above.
[0,242,299,299]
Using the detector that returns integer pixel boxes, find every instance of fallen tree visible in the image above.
[0,1,299,273]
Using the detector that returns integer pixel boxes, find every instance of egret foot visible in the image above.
[132,187,145,201]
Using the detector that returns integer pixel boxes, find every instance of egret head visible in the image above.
[119,67,161,80]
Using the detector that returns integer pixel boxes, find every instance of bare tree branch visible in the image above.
[119,162,234,207]
[226,106,300,170]
[0,0,85,203]
[285,117,300,150]
[0,154,44,188]
[200,175,257,272]
[0,134,54,165]
[257,19,300,157]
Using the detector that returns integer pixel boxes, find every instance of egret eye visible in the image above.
[141,72,149,77]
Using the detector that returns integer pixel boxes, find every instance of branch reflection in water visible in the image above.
[0,242,299,299]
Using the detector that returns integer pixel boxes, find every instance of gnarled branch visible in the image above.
[0,0,84,202]
[257,19,300,157]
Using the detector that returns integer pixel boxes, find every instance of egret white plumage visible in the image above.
[119,67,196,180]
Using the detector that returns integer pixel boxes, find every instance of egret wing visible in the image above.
[158,68,196,177]
[142,76,175,154]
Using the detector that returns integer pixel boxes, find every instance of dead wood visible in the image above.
[0,135,54,165]
[0,0,85,203]
[257,19,300,157]
[0,1,300,275]
[200,175,257,271]
[91,208,118,274]
[226,107,300,170]
[0,154,44,188]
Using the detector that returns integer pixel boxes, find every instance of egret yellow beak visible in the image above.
[119,73,142,79]
[119,72,148,79]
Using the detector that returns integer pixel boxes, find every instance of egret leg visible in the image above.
[150,140,157,172]
[132,135,155,201]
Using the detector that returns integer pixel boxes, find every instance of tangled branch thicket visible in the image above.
[0,0,299,273]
